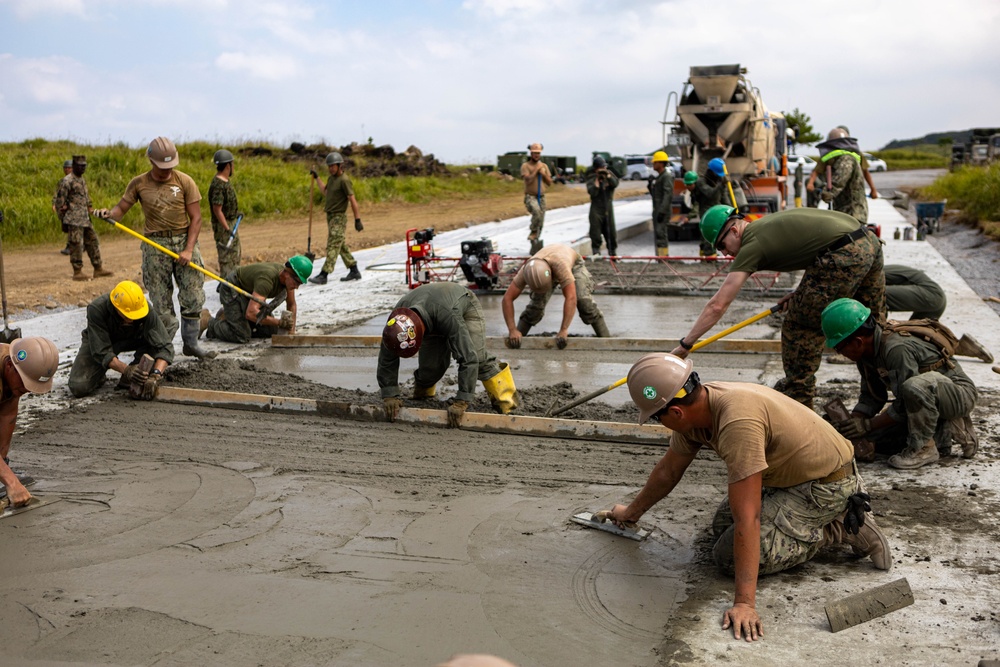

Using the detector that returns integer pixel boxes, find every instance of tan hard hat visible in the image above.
[627,353,695,423]
[9,337,59,394]
[528,143,543,153]
[826,127,848,141]
[522,258,552,292]
[147,136,180,169]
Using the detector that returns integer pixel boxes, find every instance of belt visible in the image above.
[817,460,855,484]
[147,230,187,238]
[824,226,867,254]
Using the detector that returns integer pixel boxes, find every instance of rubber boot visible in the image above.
[888,438,939,470]
[181,316,217,359]
[482,362,519,414]
[591,316,611,338]
[309,272,328,285]
[72,266,88,281]
[340,265,362,281]
[656,246,670,257]
[93,265,114,278]
[821,511,892,571]
[516,318,532,337]
[949,415,979,459]
[955,334,993,363]
[413,384,436,399]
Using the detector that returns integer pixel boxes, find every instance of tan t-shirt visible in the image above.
[521,160,551,196]
[512,243,578,290]
[669,382,853,488]
[122,170,202,234]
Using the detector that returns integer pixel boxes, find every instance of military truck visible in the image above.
[951,128,1000,169]
[660,64,788,239]
[497,152,577,184]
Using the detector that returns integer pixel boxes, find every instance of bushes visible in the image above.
[874,148,948,170]
[922,163,1000,240]
[0,140,518,247]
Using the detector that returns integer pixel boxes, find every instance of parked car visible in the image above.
[865,153,888,172]
[668,158,684,178]
[786,154,817,175]
[625,155,654,180]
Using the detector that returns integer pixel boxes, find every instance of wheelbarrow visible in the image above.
[915,201,946,235]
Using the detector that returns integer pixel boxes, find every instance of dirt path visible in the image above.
[6,184,647,317]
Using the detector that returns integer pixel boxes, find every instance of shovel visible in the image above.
[0,220,22,344]
[546,304,781,417]
[305,167,317,261]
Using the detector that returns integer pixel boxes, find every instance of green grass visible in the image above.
[0,139,518,247]
[872,147,948,170]
[921,163,1000,240]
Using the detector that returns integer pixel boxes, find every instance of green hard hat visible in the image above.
[286,255,313,284]
[683,171,698,185]
[821,298,871,349]
[700,205,736,246]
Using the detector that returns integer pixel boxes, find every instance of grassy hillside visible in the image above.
[0,139,518,247]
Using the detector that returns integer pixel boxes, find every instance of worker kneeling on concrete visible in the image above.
[69,280,173,400]
[502,243,609,350]
[821,298,979,469]
[604,353,890,642]
[378,282,518,428]
[205,256,311,343]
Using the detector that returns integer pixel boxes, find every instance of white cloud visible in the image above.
[215,52,300,80]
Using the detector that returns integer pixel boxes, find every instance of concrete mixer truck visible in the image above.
[661,64,788,241]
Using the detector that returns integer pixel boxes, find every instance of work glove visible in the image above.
[93,208,111,219]
[843,492,871,535]
[383,397,403,422]
[555,336,568,350]
[834,416,871,440]
[820,190,834,203]
[447,399,468,428]
[139,372,162,401]
[309,169,318,179]
[505,333,521,349]
[121,364,148,386]
[354,218,364,232]
[278,310,295,331]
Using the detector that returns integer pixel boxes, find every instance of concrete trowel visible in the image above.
[570,510,651,541]
[1,495,60,519]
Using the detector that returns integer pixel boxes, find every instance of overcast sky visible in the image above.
[2,0,999,164]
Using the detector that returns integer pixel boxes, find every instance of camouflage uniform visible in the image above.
[521,161,550,240]
[650,168,672,250]
[208,175,241,277]
[54,173,103,271]
[141,235,206,339]
[852,327,977,457]
[518,257,603,328]
[884,264,947,320]
[320,172,358,275]
[822,152,868,223]
[711,466,861,574]
[585,167,618,255]
[207,264,285,344]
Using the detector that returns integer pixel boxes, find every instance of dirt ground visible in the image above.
[3,181,1000,666]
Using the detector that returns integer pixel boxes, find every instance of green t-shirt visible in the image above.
[729,209,862,274]
[234,262,284,298]
[324,173,354,215]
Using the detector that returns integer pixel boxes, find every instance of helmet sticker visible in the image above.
[406,326,415,339]
[396,331,407,342]
[16,349,27,361]
[387,317,396,327]
[643,385,657,400]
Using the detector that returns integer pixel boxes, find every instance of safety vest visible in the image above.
[820,149,861,164]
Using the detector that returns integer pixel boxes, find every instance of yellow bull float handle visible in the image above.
[100,217,265,305]
[546,304,781,417]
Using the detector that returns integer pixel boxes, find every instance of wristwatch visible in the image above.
[679,338,694,351]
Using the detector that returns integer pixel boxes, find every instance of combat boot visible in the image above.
[309,272,328,285]
[93,265,114,278]
[822,511,892,571]
[181,316,217,360]
[888,439,939,470]
[340,265,361,281]
[591,316,611,338]
[949,415,979,459]
[955,334,993,363]
[72,266,88,281]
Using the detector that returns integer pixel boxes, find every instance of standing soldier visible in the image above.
[814,128,868,224]
[502,242,610,349]
[94,136,215,360]
[208,149,241,278]
[585,155,619,256]
[521,143,553,254]
[308,152,363,284]
[650,150,672,256]
[54,155,113,281]
[673,205,885,409]
[55,159,72,255]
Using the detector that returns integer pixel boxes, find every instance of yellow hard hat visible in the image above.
[110,280,149,319]
[652,150,669,163]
